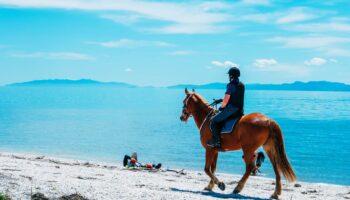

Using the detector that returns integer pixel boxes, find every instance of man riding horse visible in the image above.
[180,68,296,199]
[207,67,245,148]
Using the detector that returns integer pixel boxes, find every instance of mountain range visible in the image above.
[6,79,350,92]
[8,79,137,88]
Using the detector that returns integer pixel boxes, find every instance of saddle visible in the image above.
[220,115,242,134]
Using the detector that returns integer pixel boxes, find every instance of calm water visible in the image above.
[0,86,349,185]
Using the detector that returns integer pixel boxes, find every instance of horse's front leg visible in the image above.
[204,150,225,191]
[204,152,218,191]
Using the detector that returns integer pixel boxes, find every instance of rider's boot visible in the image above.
[207,131,221,148]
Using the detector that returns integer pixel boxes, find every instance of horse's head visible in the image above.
[180,88,197,122]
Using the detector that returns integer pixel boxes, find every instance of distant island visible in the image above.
[6,79,350,92]
[8,79,137,88]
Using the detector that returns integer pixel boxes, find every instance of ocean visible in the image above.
[0,86,349,185]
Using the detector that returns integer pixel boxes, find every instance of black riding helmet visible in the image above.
[227,67,240,79]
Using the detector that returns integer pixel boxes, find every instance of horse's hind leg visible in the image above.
[233,149,255,194]
[204,152,218,191]
[263,144,281,199]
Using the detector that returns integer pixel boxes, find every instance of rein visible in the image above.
[198,98,220,132]
[183,94,215,132]
[199,109,214,133]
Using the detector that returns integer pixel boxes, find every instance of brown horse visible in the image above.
[180,88,296,199]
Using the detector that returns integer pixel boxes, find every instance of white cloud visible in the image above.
[224,61,239,68]
[241,0,270,6]
[250,60,310,76]
[124,68,133,72]
[86,39,174,48]
[253,59,278,68]
[250,59,309,76]
[331,17,350,22]
[287,22,350,32]
[322,48,350,57]
[240,13,274,23]
[267,36,350,49]
[304,57,327,66]
[276,8,316,24]
[0,0,232,34]
[241,7,317,24]
[199,2,233,11]
[168,51,194,56]
[267,36,350,57]
[211,60,239,68]
[151,24,230,34]
[100,14,142,26]
[11,52,93,60]
[330,58,338,63]
[211,61,223,66]
[251,62,309,76]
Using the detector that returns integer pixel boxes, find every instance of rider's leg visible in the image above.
[208,108,236,147]
[208,121,221,147]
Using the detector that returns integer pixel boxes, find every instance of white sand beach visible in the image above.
[0,152,349,200]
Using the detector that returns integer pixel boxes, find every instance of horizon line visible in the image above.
[2,78,350,88]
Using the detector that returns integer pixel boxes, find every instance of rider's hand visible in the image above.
[214,99,223,104]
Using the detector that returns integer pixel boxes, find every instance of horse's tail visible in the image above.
[264,120,297,182]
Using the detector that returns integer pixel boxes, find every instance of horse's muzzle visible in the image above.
[180,115,184,121]
[180,114,188,122]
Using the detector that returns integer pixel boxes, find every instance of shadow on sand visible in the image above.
[170,188,271,200]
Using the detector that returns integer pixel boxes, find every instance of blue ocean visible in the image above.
[0,86,349,185]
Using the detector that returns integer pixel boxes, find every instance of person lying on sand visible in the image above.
[123,152,162,170]
[252,151,265,175]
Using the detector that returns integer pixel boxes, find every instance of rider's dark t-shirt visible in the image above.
[225,80,245,112]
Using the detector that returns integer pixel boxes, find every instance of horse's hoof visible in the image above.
[218,182,226,191]
[270,193,279,199]
[233,185,242,194]
[204,187,212,192]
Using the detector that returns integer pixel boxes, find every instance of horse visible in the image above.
[179,88,296,199]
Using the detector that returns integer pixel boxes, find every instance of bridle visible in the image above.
[182,94,193,119]
[182,93,215,132]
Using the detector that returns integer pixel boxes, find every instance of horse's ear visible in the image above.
[192,95,198,102]
[192,88,195,93]
[185,88,189,95]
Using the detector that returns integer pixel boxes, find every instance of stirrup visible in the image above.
[207,141,221,148]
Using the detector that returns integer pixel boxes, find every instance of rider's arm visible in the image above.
[221,94,230,108]
[221,83,233,109]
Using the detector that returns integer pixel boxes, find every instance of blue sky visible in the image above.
[0,0,349,86]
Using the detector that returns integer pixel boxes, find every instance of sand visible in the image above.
[0,152,349,200]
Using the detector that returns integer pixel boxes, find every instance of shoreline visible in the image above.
[2,149,348,186]
[1,152,349,200]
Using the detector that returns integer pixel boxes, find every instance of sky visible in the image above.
[0,0,350,86]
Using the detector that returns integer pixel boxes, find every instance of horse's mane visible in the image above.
[193,93,213,110]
